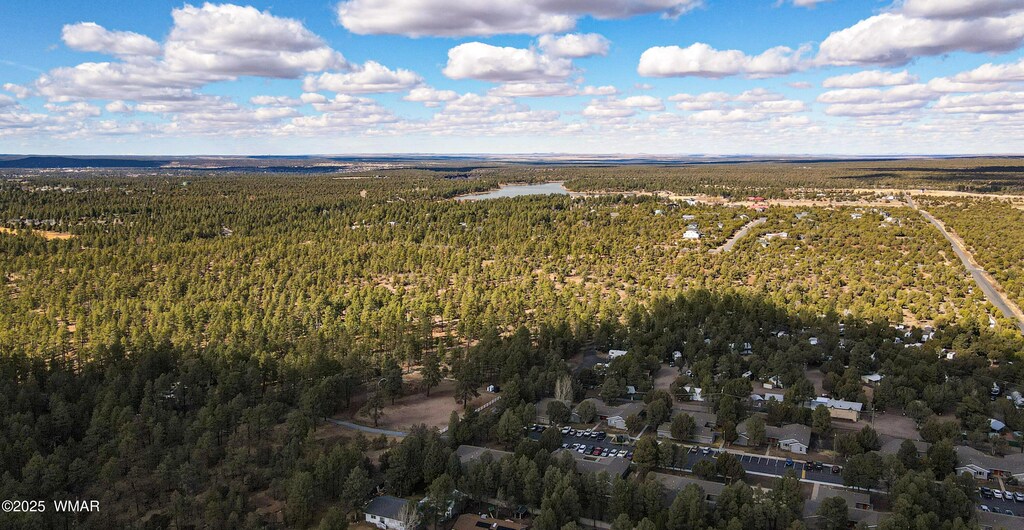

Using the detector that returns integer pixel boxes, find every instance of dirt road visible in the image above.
[711,217,767,254]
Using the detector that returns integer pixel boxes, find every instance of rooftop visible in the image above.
[364,495,410,520]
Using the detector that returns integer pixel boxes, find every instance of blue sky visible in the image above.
[1,0,1023,155]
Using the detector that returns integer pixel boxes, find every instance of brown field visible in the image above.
[338,376,494,432]
[0,226,75,240]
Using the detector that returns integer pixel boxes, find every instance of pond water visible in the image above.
[457,181,575,200]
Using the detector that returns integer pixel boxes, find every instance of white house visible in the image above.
[860,373,883,385]
[364,496,415,530]
[608,349,628,360]
[767,424,812,454]
[806,397,863,421]
[683,229,701,240]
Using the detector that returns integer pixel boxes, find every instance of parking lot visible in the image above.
[527,425,634,460]
[979,487,1024,517]
[677,448,845,486]
[529,424,846,484]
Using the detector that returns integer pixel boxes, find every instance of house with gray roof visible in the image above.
[766,424,812,454]
[954,445,1024,481]
[364,495,416,530]
[650,472,727,504]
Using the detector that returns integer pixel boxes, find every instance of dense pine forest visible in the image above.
[1,162,1024,529]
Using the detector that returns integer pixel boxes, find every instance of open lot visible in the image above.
[335,378,493,432]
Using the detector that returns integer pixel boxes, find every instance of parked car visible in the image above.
[618,450,628,457]
[980,488,993,499]
[626,451,634,459]
[561,426,570,435]
[1014,491,1024,502]
[831,466,842,474]
[596,432,606,440]
[995,490,1004,499]
[1003,491,1013,501]
[810,461,824,470]
[1005,509,1014,516]
[701,447,710,455]
[785,458,794,467]
[980,505,990,512]
[689,446,698,454]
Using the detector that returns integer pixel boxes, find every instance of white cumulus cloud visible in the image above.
[303,61,423,94]
[538,33,611,58]
[442,42,572,82]
[62,22,161,57]
[637,43,808,78]
[336,0,703,37]
[823,70,918,88]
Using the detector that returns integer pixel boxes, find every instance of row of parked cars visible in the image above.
[565,442,633,459]
[560,426,608,440]
[980,486,1024,502]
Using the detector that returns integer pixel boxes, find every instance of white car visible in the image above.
[980,505,990,512]
[618,450,627,457]
[995,491,1004,499]
[1014,492,1024,502]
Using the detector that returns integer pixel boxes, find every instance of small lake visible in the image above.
[457,182,575,200]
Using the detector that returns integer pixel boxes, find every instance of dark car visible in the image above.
[831,465,842,474]
[596,432,607,440]
[591,447,602,456]
[785,458,794,467]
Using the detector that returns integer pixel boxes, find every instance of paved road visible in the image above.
[711,217,767,254]
[325,418,408,437]
[909,196,1024,333]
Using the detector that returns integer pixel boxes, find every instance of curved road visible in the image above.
[908,196,1024,333]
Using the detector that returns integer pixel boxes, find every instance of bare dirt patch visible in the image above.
[653,365,679,392]
[337,378,493,432]
[0,227,74,240]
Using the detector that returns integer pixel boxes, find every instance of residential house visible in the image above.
[860,373,883,385]
[650,473,725,504]
[608,349,628,360]
[535,397,569,425]
[750,392,785,410]
[678,385,704,402]
[571,398,644,430]
[816,486,872,510]
[879,438,930,457]
[955,446,1024,481]
[805,397,863,422]
[766,424,812,454]
[553,448,630,478]
[683,229,701,240]
[364,496,416,530]
[657,410,717,444]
